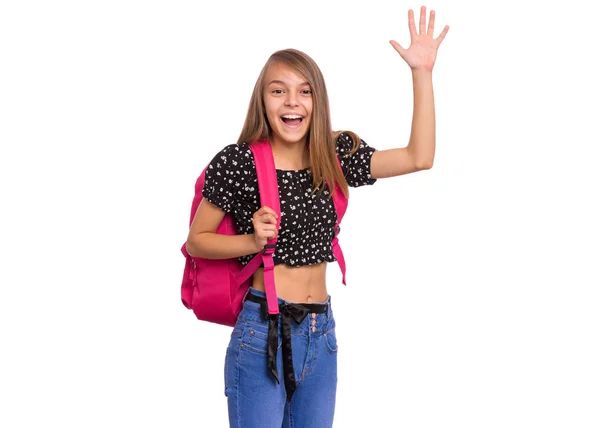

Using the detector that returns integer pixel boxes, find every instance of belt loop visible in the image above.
[242,286,252,302]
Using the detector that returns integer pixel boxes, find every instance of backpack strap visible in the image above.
[331,158,349,285]
[247,140,281,315]
[235,146,349,313]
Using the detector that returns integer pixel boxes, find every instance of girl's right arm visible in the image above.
[186,199,278,259]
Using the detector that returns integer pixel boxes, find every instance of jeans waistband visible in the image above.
[245,292,329,318]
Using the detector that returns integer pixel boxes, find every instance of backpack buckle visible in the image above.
[262,243,277,255]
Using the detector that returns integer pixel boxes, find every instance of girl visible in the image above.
[186,6,449,427]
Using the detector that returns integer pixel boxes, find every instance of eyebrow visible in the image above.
[267,80,311,87]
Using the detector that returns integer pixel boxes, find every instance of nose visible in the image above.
[284,93,299,107]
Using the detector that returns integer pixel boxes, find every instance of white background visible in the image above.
[1,0,599,427]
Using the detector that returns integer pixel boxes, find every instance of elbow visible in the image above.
[185,235,203,258]
[407,148,434,172]
[415,158,434,171]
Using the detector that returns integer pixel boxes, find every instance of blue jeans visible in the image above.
[224,288,338,427]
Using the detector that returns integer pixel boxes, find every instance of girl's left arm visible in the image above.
[370,6,449,179]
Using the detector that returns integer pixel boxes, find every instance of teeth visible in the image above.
[282,115,303,119]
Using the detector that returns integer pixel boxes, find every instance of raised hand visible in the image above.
[389,6,449,72]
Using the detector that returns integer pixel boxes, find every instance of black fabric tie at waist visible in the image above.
[245,292,329,401]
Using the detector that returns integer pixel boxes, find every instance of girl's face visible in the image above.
[263,63,313,147]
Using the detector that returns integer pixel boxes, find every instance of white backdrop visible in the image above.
[1,0,599,427]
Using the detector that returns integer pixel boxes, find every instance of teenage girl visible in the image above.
[186,6,449,427]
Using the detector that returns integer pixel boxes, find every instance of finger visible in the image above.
[258,228,277,239]
[419,6,426,35]
[257,224,277,235]
[427,10,435,36]
[408,9,417,39]
[436,25,450,46]
[255,206,276,217]
[389,40,407,57]
[253,206,278,220]
[262,213,277,224]
[261,206,278,218]
[253,215,276,228]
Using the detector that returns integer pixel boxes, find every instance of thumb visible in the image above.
[389,40,407,58]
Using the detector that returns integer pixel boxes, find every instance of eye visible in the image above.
[272,89,284,94]
[301,89,312,95]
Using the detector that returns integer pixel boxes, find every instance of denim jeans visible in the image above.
[224,288,338,427]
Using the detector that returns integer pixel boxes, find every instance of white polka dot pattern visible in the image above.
[201,133,377,267]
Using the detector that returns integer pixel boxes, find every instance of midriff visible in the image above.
[251,262,328,303]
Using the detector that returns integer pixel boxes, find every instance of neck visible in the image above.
[270,138,310,170]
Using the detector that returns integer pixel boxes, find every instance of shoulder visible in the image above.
[204,142,257,186]
[334,132,378,187]
[206,142,255,172]
[202,143,257,210]
[335,132,376,158]
[211,142,254,164]
[335,132,356,156]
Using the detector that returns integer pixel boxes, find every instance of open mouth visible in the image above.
[280,114,304,128]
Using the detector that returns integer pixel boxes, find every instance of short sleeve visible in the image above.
[202,143,253,213]
[336,133,377,187]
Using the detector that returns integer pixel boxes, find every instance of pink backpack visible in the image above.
[180,140,349,326]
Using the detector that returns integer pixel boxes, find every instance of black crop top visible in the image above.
[202,133,377,267]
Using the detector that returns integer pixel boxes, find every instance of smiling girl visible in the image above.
[186,6,449,427]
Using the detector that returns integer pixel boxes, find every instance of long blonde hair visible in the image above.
[237,49,360,198]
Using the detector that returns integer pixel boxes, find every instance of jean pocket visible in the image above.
[324,328,338,353]
[240,324,280,355]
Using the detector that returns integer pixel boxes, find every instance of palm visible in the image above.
[390,6,449,72]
